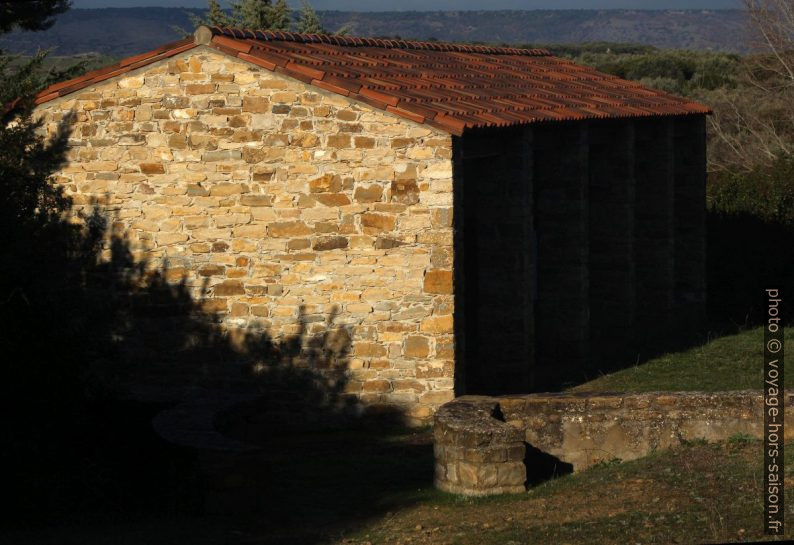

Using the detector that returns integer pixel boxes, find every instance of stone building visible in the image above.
[34,26,710,421]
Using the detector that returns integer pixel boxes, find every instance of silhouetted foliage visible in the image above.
[0,3,362,525]
[0,0,70,34]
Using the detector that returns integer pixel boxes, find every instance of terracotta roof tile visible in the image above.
[35,26,711,135]
[34,37,196,105]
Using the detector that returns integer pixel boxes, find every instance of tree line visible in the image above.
[190,0,333,35]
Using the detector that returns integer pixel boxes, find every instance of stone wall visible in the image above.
[435,392,794,496]
[35,47,456,421]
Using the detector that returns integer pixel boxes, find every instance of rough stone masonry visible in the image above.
[434,391,794,496]
[35,48,457,422]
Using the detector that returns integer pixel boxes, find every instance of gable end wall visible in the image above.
[35,48,456,421]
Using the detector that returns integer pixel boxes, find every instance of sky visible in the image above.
[70,1,743,10]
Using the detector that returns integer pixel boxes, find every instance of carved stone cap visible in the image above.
[194,25,213,46]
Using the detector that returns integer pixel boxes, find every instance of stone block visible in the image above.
[457,461,479,487]
[239,195,273,207]
[391,179,419,205]
[497,462,526,487]
[353,184,383,203]
[242,96,270,113]
[185,83,215,95]
[423,269,453,294]
[313,236,348,251]
[404,335,430,358]
[269,221,312,238]
[214,281,246,296]
[139,162,165,174]
[203,150,242,162]
[361,213,395,233]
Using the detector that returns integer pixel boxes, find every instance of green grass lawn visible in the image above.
[570,326,793,393]
[341,437,793,545]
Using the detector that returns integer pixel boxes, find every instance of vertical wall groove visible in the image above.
[533,122,590,389]
[459,127,533,394]
[672,116,707,340]
[635,118,676,356]
[522,126,536,391]
[588,120,637,372]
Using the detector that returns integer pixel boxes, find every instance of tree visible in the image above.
[692,1,794,173]
[188,0,339,34]
[190,0,295,31]
[0,0,70,34]
[188,0,231,28]
[745,0,794,87]
[297,0,325,34]
[267,0,292,31]
[231,0,273,30]
[2,0,358,522]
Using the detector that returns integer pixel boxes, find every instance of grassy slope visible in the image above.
[571,326,793,393]
[343,437,791,545]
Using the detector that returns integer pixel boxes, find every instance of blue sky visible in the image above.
[71,1,743,10]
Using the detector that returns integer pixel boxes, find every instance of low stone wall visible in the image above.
[434,391,794,496]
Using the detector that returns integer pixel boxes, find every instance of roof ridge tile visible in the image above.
[208,25,550,57]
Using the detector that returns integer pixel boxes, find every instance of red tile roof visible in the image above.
[35,26,710,135]
[34,37,197,105]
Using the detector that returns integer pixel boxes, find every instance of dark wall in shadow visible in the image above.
[456,120,713,395]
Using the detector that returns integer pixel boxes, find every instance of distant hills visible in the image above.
[0,8,750,58]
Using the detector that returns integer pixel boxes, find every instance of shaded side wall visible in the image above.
[35,48,456,421]
[454,127,534,395]
[457,117,707,394]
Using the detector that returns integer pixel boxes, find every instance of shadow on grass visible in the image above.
[551,207,794,391]
[524,444,574,487]
[246,426,436,545]
[707,209,794,329]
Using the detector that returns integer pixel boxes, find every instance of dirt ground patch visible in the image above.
[3,431,791,545]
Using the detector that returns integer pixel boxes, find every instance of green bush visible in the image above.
[574,50,741,95]
[707,157,794,226]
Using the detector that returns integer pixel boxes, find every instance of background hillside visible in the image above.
[0,8,749,57]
